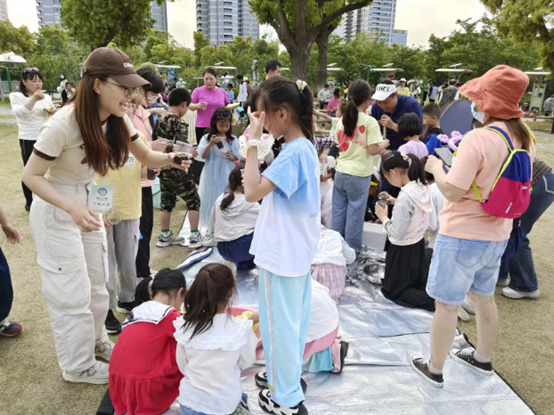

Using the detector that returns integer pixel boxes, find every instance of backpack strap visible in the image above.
[471,127,515,203]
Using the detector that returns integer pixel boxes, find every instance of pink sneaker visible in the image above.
[0,320,23,337]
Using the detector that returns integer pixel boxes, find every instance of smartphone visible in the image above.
[435,147,454,168]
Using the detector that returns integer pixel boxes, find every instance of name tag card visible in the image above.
[88,185,114,214]
[126,154,135,166]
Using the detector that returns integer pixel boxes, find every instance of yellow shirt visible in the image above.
[97,132,145,220]
[397,87,411,96]
[333,112,382,177]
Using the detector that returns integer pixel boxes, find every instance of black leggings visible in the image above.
[20,140,34,208]
[135,187,154,279]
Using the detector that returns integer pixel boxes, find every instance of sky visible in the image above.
[7,0,488,49]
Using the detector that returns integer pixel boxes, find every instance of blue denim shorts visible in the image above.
[426,234,508,305]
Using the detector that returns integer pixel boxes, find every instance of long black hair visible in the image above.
[206,107,235,142]
[135,268,187,306]
[250,76,314,143]
[183,263,236,339]
[203,67,217,78]
[220,164,244,211]
[19,68,43,97]
[343,80,371,137]
[380,150,428,185]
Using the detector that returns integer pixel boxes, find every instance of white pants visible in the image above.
[30,184,109,373]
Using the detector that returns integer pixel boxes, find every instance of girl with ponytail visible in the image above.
[332,79,390,253]
[209,165,260,270]
[175,264,257,415]
[109,269,186,415]
[374,151,437,311]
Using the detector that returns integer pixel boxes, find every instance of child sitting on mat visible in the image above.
[109,269,186,415]
[209,165,260,270]
[175,264,257,415]
[374,151,437,312]
[311,226,356,302]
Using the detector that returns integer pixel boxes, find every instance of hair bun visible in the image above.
[296,80,308,92]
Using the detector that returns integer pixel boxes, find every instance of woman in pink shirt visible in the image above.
[411,66,535,388]
[189,68,230,144]
[326,88,342,116]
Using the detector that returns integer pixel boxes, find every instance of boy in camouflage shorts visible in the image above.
[153,88,204,248]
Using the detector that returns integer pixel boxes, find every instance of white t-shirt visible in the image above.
[174,314,257,415]
[307,280,340,342]
[312,226,356,267]
[329,117,340,139]
[250,138,321,277]
[33,105,138,186]
[428,183,444,249]
[10,92,54,141]
[319,155,336,197]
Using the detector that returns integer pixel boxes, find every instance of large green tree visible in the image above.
[250,0,372,80]
[193,31,211,67]
[480,0,554,72]
[61,0,173,50]
[30,25,88,89]
[143,29,169,62]
[0,21,35,58]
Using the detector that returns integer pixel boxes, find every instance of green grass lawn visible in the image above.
[0,117,553,414]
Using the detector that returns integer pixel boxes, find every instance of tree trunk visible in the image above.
[289,44,312,81]
[316,31,329,91]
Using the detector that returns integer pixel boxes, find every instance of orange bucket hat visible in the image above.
[459,65,529,120]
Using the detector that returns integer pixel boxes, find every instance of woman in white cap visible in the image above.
[22,47,192,385]
[397,78,410,96]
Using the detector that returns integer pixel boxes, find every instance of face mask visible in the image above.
[471,102,485,124]
[60,75,65,80]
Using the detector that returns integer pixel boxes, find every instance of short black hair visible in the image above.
[203,67,217,78]
[237,74,243,81]
[324,83,329,88]
[168,87,191,107]
[333,87,341,97]
[422,103,441,119]
[137,68,165,94]
[265,60,282,74]
[397,113,423,139]
[227,83,233,88]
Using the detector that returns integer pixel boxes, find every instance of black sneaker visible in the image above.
[116,301,135,315]
[255,371,307,393]
[258,389,308,415]
[105,310,122,335]
[450,349,494,376]
[332,341,349,374]
[411,355,444,388]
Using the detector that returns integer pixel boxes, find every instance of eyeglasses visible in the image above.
[24,67,39,73]
[103,80,139,99]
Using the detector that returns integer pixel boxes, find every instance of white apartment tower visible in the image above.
[196,0,259,46]
[340,0,408,47]
[0,0,8,22]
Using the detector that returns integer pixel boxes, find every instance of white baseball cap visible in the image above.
[372,84,397,101]
[244,77,249,81]
[400,78,407,83]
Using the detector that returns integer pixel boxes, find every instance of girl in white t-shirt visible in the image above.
[243,78,320,414]
[175,263,257,415]
[22,48,192,386]
[10,68,55,211]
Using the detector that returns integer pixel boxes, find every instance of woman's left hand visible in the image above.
[375,202,388,222]
[224,151,237,161]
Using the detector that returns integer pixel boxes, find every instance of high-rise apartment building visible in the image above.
[35,0,168,32]
[339,0,407,47]
[36,0,62,27]
[0,0,8,22]
[196,0,259,46]
[151,1,168,32]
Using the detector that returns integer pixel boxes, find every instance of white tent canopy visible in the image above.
[0,52,27,64]
[435,68,473,74]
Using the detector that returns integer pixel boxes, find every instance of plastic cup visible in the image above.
[107,210,121,226]
[377,200,387,209]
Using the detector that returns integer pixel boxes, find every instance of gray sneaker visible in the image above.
[156,231,185,247]
[95,338,115,361]
[502,287,540,300]
[62,361,109,385]
[188,232,205,249]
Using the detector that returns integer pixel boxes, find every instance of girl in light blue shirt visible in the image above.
[243,77,320,415]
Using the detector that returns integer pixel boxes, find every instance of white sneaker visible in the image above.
[95,338,115,361]
[458,307,470,322]
[156,231,185,247]
[502,287,540,300]
[188,232,205,249]
[496,277,510,287]
[462,295,476,315]
[62,361,109,385]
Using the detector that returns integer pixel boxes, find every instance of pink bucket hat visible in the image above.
[459,65,529,120]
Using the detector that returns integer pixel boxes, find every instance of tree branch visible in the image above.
[296,0,308,47]
[319,0,372,29]
[274,7,296,51]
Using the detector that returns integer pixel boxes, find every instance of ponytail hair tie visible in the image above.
[296,80,307,92]
[401,152,412,166]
